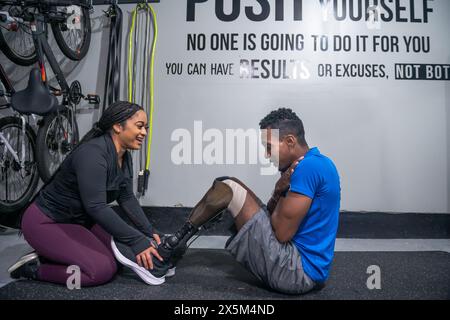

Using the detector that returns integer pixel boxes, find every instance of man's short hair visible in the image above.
[259,108,307,146]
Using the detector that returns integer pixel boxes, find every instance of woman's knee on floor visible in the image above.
[84,256,118,286]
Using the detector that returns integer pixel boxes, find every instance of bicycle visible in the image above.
[0,0,92,66]
[2,1,99,183]
[0,62,44,214]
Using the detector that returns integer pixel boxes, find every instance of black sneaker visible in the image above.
[8,252,40,280]
[159,234,187,270]
[110,237,171,285]
[165,263,176,277]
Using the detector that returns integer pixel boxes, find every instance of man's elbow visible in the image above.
[274,230,292,244]
[271,217,293,243]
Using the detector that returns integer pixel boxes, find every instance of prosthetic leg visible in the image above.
[112,176,261,285]
[157,176,251,265]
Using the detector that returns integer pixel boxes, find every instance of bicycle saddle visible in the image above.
[11,68,59,116]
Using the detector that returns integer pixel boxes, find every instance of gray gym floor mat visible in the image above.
[0,249,449,300]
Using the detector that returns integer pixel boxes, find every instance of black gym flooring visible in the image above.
[0,250,449,300]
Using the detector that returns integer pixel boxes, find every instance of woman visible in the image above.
[8,101,170,286]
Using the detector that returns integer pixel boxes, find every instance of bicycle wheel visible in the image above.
[51,4,91,61]
[0,5,37,66]
[0,117,39,214]
[36,109,79,183]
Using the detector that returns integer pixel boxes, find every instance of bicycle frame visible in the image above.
[1,1,84,98]
[28,11,79,144]
[0,62,15,96]
[0,116,26,166]
[1,1,98,176]
[31,13,70,96]
[0,63,30,172]
[1,1,97,194]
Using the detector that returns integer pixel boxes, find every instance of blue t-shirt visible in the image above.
[289,147,341,283]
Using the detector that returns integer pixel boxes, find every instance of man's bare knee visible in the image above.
[234,193,262,230]
[241,193,262,216]
[219,177,264,204]
[220,177,263,218]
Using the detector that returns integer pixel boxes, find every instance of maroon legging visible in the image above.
[21,202,118,287]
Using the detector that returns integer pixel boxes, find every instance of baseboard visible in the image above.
[136,207,450,239]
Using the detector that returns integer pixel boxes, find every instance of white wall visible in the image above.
[2,0,449,213]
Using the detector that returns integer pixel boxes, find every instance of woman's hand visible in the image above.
[136,245,163,270]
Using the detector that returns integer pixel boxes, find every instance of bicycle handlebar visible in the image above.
[0,0,91,8]
[36,0,91,7]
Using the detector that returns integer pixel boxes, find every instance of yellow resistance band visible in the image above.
[128,4,158,172]
[146,4,157,171]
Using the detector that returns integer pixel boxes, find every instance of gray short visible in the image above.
[225,207,316,294]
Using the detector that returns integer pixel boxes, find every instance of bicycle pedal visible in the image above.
[51,89,62,97]
[5,22,18,32]
[86,94,100,104]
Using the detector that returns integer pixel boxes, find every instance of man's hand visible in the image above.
[267,156,304,215]
[136,244,163,270]
[274,156,304,196]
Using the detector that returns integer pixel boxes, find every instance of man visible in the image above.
[112,108,341,294]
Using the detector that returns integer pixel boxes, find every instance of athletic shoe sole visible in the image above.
[111,238,165,285]
[7,252,38,274]
[166,267,176,277]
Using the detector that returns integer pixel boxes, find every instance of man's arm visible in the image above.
[267,157,304,215]
[270,191,312,243]
[266,193,281,215]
